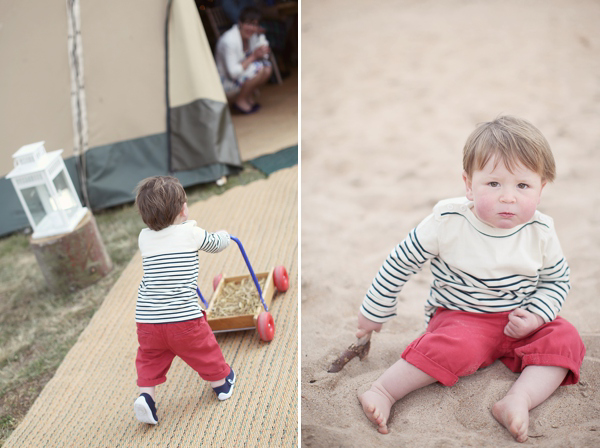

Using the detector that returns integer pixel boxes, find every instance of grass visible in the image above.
[0,163,266,445]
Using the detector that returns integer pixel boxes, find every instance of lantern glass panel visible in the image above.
[52,171,79,219]
[21,184,52,226]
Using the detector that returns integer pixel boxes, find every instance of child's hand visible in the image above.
[356,312,382,338]
[504,308,545,339]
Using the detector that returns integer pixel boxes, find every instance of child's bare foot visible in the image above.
[358,385,394,434]
[492,393,530,443]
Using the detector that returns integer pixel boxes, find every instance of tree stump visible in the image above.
[30,210,113,294]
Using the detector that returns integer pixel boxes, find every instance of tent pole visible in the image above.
[165,0,173,174]
[66,0,92,209]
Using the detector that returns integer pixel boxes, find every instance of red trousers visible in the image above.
[402,309,585,387]
[136,316,230,387]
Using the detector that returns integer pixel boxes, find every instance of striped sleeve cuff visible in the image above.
[200,231,230,253]
[360,300,396,324]
[524,258,570,323]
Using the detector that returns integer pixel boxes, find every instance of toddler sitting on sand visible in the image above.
[357,116,585,442]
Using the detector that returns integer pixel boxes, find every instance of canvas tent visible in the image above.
[0,0,241,237]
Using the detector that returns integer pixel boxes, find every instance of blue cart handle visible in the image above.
[230,235,268,312]
[197,287,209,308]
[197,235,268,312]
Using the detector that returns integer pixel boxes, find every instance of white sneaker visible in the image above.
[134,393,158,424]
[213,368,236,401]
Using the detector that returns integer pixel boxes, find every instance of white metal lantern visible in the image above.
[6,141,88,239]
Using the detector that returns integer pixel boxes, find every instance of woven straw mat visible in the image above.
[6,166,298,447]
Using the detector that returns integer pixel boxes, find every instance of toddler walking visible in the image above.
[133,176,235,425]
[358,116,585,442]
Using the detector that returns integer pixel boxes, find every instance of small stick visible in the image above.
[327,333,371,373]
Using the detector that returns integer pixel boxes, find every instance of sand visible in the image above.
[300,1,600,446]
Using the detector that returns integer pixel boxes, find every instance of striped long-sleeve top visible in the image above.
[361,197,570,325]
[136,220,230,323]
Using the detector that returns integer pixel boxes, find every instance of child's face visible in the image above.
[463,156,546,229]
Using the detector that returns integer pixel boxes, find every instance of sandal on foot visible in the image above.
[232,103,256,115]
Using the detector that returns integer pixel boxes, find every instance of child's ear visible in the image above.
[538,181,547,204]
[463,171,474,201]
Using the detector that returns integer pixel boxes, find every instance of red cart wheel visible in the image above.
[273,265,289,292]
[213,273,223,290]
[257,311,275,341]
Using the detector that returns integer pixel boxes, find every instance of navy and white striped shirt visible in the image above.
[361,197,570,325]
[136,220,230,323]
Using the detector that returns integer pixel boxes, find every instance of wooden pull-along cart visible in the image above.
[197,236,289,341]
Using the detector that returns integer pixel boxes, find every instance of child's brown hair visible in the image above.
[135,176,187,231]
[463,115,556,182]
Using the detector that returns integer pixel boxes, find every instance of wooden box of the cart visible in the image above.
[206,271,275,332]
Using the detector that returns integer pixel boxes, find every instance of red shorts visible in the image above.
[136,316,230,387]
[402,309,585,387]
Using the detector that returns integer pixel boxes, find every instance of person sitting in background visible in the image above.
[220,0,295,76]
[215,6,272,114]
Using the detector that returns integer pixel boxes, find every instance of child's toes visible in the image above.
[372,408,382,424]
[514,424,528,443]
[378,423,389,434]
[363,404,378,424]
